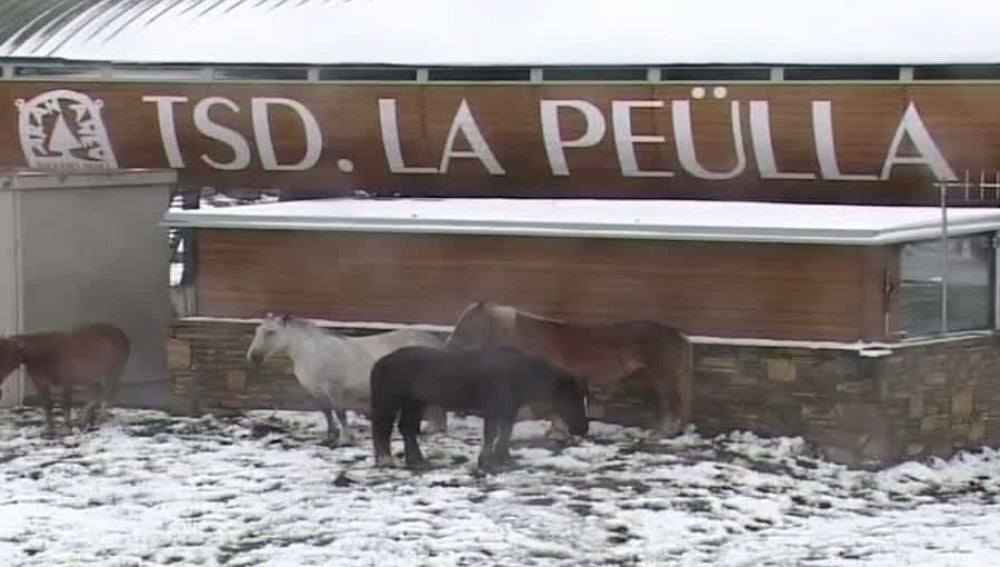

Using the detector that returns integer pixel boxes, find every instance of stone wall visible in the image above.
[167,318,415,417]
[692,336,1000,466]
[167,318,1000,467]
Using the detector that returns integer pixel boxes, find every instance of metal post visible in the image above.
[994,231,1000,330]
[940,181,949,334]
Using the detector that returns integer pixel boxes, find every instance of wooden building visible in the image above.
[162,197,1000,465]
[165,197,1000,343]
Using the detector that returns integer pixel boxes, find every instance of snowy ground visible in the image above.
[0,409,999,566]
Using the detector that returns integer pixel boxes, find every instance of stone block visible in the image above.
[766,358,796,382]
[721,373,754,386]
[920,415,948,432]
[951,388,973,419]
[969,419,986,442]
[225,370,247,393]
[802,404,837,421]
[835,403,877,430]
[908,393,925,419]
[166,338,192,371]
[836,380,872,396]
[924,371,948,386]
[697,356,737,373]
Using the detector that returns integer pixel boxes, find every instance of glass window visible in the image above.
[111,65,205,80]
[783,65,899,81]
[660,66,771,81]
[13,65,105,78]
[318,67,417,81]
[427,67,530,81]
[543,66,647,81]
[899,233,993,337]
[213,67,308,81]
[914,64,1000,80]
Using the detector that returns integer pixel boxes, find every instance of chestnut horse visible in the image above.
[369,345,589,471]
[0,322,130,436]
[445,301,692,437]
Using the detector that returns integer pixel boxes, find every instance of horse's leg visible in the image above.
[493,417,515,464]
[422,405,448,434]
[650,342,692,439]
[477,416,500,471]
[97,361,125,425]
[371,404,396,468]
[399,402,426,468]
[319,404,338,445]
[36,384,56,437]
[334,407,354,445]
[540,400,570,441]
[60,387,73,433]
[80,380,104,430]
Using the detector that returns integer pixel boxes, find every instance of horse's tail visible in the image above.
[103,326,131,406]
[679,332,694,426]
[368,357,398,454]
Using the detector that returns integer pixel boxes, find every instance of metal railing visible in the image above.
[933,170,1000,334]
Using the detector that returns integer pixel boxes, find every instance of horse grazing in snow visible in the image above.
[446,301,693,438]
[369,345,589,471]
[245,314,446,444]
[0,322,130,436]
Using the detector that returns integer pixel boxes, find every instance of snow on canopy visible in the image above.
[163,197,1000,246]
[0,0,998,66]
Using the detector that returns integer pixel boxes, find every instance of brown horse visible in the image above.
[445,301,693,437]
[0,322,130,436]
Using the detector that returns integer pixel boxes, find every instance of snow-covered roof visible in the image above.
[162,197,1000,246]
[1,0,998,66]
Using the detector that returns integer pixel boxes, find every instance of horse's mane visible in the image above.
[278,315,347,338]
[485,302,565,325]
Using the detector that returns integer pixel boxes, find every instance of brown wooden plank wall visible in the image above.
[2,82,999,205]
[195,229,895,341]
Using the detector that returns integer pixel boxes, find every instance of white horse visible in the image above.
[246,314,447,444]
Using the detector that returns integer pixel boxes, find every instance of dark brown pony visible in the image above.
[369,345,589,471]
[0,322,130,436]
[445,301,693,437]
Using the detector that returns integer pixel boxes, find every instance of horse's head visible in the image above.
[246,313,292,366]
[551,373,590,437]
[445,301,511,351]
[0,337,22,382]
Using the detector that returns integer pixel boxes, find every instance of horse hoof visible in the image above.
[374,454,395,468]
[544,429,571,442]
[476,455,498,472]
[405,459,431,471]
[655,420,684,439]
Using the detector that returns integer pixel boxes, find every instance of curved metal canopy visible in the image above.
[0,0,998,67]
[0,0,335,59]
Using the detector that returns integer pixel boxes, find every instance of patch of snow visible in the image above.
[175,315,998,355]
[0,408,998,565]
[163,197,1000,246]
[177,316,455,335]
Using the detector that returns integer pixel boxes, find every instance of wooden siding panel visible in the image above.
[195,230,884,341]
[1,82,999,205]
